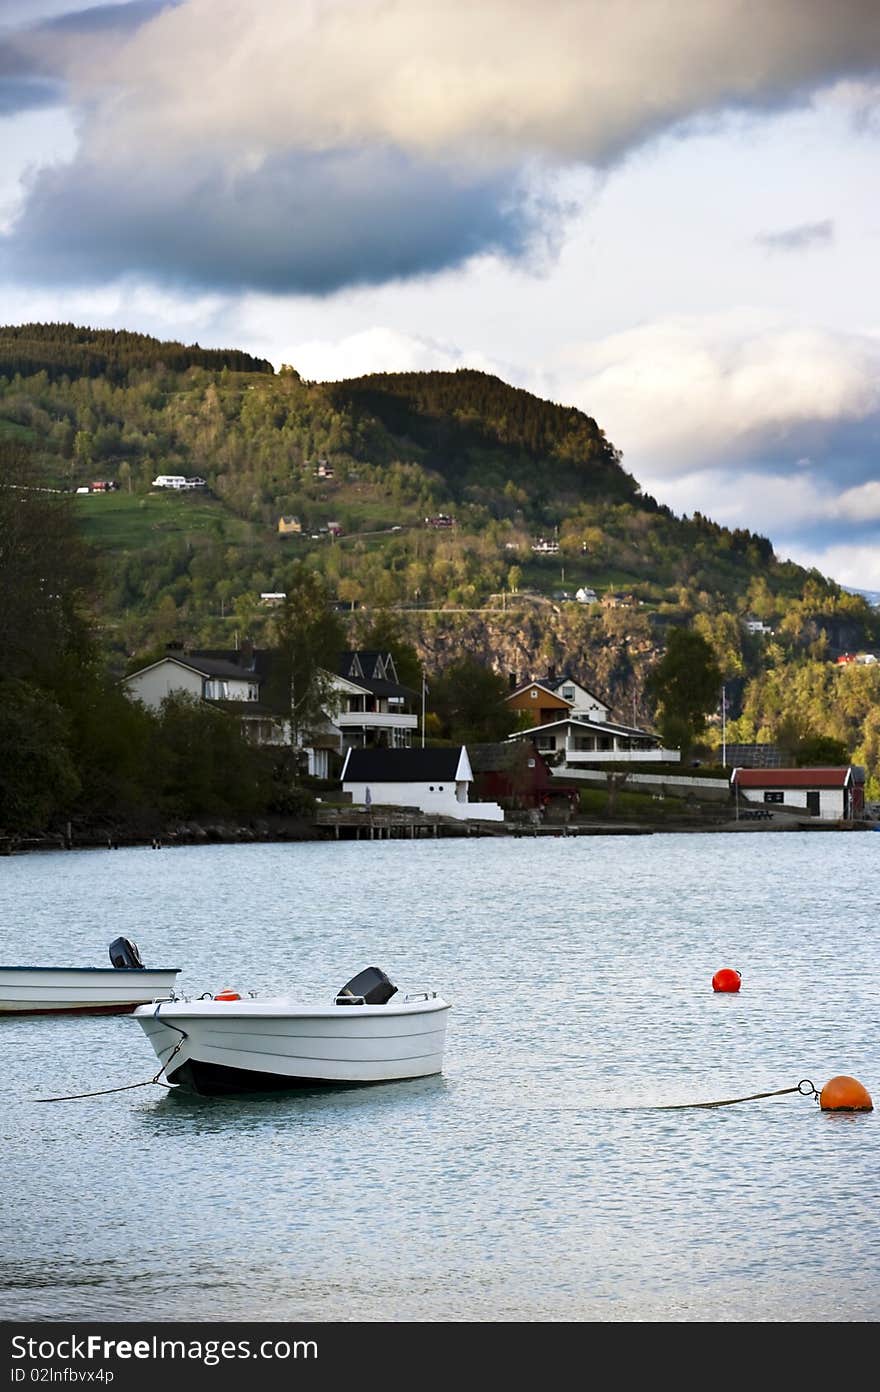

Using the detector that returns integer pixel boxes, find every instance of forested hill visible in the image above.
[1,321,876,676]
[0,323,273,384]
[327,368,640,503]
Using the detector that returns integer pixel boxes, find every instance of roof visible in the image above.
[342,746,470,783]
[338,650,397,682]
[339,674,417,700]
[542,673,605,702]
[126,653,264,683]
[505,680,570,705]
[507,716,659,741]
[468,741,545,774]
[731,767,853,789]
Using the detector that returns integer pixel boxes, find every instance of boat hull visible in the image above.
[0,967,181,1015]
[134,995,450,1094]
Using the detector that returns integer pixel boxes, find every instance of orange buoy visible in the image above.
[819,1076,873,1112]
[712,968,741,993]
[214,988,241,1002]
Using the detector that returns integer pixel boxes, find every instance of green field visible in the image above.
[73,490,254,551]
[0,418,40,446]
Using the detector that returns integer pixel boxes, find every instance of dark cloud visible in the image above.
[0,73,63,114]
[5,147,544,294]
[731,413,880,490]
[756,219,835,253]
[37,2,178,36]
[0,1,173,117]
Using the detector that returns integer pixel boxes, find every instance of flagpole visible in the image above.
[721,683,727,769]
[421,670,426,748]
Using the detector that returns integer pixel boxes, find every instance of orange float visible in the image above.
[213,988,241,1002]
[819,1076,873,1112]
[712,968,741,993]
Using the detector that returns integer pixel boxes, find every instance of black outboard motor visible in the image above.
[335,966,397,1006]
[109,937,145,970]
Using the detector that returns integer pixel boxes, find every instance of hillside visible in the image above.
[1,322,878,783]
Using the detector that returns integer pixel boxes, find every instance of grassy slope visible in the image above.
[73,490,253,551]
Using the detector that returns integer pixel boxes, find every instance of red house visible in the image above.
[468,741,578,815]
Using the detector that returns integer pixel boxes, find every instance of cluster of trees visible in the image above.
[0,323,272,384]
[0,444,307,836]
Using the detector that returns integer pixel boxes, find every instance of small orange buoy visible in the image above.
[214,988,241,1002]
[712,968,741,993]
[819,1076,873,1112]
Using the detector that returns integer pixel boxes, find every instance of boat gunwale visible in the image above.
[0,966,181,974]
[135,996,451,1021]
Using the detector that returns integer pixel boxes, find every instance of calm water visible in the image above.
[1,832,878,1323]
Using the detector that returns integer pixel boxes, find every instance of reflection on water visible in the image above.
[1,833,877,1321]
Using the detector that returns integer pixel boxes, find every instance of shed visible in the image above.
[730,767,864,821]
[341,746,503,821]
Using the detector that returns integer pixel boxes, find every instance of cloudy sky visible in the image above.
[2,0,879,588]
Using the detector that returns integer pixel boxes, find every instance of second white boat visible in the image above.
[133,966,450,1095]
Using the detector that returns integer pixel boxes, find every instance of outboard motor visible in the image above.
[109,937,145,970]
[335,966,397,1006]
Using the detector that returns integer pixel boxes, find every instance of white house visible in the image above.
[341,746,504,821]
[540,672,610,722]
[331,651,419,751]
[730,767,865,821]
[506,716,679,766]
[121,644,338,775]
[122,645,421,779]
[122,650,262,708]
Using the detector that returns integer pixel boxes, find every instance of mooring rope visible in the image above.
[32,1037,186,1103]
[654,1078,818,1110]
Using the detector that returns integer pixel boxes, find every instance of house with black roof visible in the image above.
[123,644,421,778]
[341,746,503,822]
[121,642,340,776]
[331,651,418,751]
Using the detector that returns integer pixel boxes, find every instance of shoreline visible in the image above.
[2,812,875,856]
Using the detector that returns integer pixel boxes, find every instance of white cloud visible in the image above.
[832,480,880,523]
[87,0,880,164]
[278,327,500,382]
[783,540,880,590]
[552,313,880,479]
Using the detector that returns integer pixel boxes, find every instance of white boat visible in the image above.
[133,966,450,1095]
[0,938,180,1016]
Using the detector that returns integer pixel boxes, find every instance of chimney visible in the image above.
[508,672,517,690]
[239,637,254,669]
[548,663,556,681]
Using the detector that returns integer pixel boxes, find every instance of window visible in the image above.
[527,758,536,768]
[535,736,555,751]
[562,686,575,700]
[764,791,784,804]
[530,689,538,699]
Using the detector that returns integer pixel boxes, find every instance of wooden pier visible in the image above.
[313,806,654,839]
